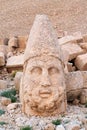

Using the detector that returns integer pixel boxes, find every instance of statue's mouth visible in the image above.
[39,89,52,98]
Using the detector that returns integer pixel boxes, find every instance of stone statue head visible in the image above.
[20,15,67,116]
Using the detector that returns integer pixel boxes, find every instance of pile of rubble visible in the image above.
[0,31,87,130]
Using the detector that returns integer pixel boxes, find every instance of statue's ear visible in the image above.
[61,49,69,73]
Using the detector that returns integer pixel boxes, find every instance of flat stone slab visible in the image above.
[6,54,24,72]
[61,43,84,61]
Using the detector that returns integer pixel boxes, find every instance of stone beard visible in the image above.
[21,55,66,116]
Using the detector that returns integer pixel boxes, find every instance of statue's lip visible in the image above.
[39,89,51,98]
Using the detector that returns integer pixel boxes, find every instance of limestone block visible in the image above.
[8,37,18,52]
[0,45,8,56]
[61,43,84,61]
[1,97,11,106]
[59,32,83,45]
[65,71,83,101]
[14,72,23,91]
[56,125,65,130]
[0,80,8,89]
[8,37,18,48]
[17,36,28,50]
[0,52,5,66]
[75,53,87,70]
[6,54,24,72]
[80,89,87,104]
[81,71,87,89]
[3,38,9,45]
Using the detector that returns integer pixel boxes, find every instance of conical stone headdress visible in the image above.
[24,14,63,63]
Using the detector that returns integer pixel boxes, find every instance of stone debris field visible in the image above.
[0,0,87,130]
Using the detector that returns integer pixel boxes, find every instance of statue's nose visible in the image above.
[40,70,51,87]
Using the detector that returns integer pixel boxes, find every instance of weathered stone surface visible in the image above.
[8,36,18,48]
[6,54,24,72]
[59,32,83,45]
[8,36,18,52]
[65,71,83,101]
[17,36,28,50]
[80,89,87,104]
[14,72,23,91]
[0,45,8,56]
[81,71,87,89]
[0,52,5,66]
[1,97,11,106]
[0,80,7,89]
[75,53,87,70]
[20,15,67,116]
[61,43,84,61]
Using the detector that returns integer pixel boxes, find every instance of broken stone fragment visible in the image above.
[75,53,87,70]
[17,36,28,51]
[6,54,24,72]
[59,32,83,45]
[80,89,87,104]
[14,72,23,91]
[8,36,19,52]
[0,52,5,66]
[0,80,8,89]
[61,43,84,61]
[65,71,83,101]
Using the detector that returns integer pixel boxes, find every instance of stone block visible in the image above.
[0,52,5,66]
[14,72,23,91]
[0,45,8,56]
[59,32,83,45]
[75,53,87,70]
[80,89,87,104]
[1,97,11,106]
[6,54,24,72]
[61,43,84,61]
[17,36,28,50]
[81,71,87,89]
[0,80,7,89]
[65,71,83,101]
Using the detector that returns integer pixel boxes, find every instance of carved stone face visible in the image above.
[22,55,66,116]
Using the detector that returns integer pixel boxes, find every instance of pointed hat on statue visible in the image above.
[24,14,63,63]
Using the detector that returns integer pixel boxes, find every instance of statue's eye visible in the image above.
[48,67,59,75]
[31,67,42,75]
